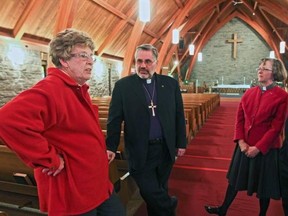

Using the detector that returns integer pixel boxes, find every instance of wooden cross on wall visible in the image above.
[226,33,243,59]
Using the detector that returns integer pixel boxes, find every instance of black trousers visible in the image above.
[79,191,125,216]
[131,141,174,216]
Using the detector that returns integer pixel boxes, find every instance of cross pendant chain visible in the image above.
[148,100,157,116]
[143,81,157,117]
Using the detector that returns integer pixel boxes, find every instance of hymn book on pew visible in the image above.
[13,173,35,186]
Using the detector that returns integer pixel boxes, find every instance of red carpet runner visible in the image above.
[134,97,284,215]
[169,98,284,216]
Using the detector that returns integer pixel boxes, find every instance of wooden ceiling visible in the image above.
[0,0,287,79]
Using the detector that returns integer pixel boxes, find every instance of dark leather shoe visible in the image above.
[171,196,178,216]
[204,205,226,216]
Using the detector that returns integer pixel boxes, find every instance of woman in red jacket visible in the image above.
[205,57,288,216]
[0,29,125,216]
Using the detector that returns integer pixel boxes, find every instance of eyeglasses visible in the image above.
[256,67,272,72]
[136,59,155,66]
[70,52,96,62]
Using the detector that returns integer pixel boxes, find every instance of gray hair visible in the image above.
[49,28,95,67]
[135,44,158,60]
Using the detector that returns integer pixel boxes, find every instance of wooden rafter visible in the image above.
[156,0,199,74]
[185,11,220,80]
[184,11,279,80]
[91,0,158,39]
[96,7,136,56]
[13,0,45,39]
[121,18,145,77]
[259,7,283,41]
[165,0,227,74]
[258,0,288,25]
[174,0,184,8]
[168,9,216,75]
[150,10,181,45]
[54,0,79,35]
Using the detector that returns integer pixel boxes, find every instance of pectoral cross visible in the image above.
[148,101,157,116]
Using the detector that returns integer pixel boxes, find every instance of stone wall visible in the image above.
[0,37,121,107]
[0,18,282,106]
[0,40,43,107]
[182,18,271,88]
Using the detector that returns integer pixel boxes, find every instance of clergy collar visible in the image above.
[258,82,276,91]
[138,74,156,85]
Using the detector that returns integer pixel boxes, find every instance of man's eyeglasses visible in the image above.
[136,59,155,66]
[256,67,272,72]
[70,52,96,62]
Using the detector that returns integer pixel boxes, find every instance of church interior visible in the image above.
[0,0,287,215]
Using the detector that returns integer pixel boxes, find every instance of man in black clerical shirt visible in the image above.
[106,44,186,216]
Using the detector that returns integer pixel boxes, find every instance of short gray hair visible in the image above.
[135,44,158,60]
[49,28,95,67]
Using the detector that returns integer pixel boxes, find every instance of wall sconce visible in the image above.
[189,44,195,55]
[197,52,202,61]
[139,0,150,22]
[280,41,286,54]
[269,51,275,58]
[172,29,179,44]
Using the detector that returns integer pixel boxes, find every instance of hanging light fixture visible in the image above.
[139,0,150,22]
[172,29,179,44]
[269,51,275,58]
[198,52,202,61]
[189,44,195,55]
[280,41,286,54]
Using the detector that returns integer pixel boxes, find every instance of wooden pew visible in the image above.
[0,145,40,211]
[0,142,129,210]
[93,98,192,147]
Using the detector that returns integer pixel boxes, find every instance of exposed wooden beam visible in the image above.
[149,11,181,45]
[0,27,13,38]
[13,0,44,39]
[185,11,220,80]
[121,18,145,77]
[54,0,79,35]
[91,0,158,39]
[259,7,283,41]
[91,0,127,19]
[174,0,184,8]
[184,11,279,80]
[156,0,199,73]
[241,0,256,18]
[258,1,288,25]
[96,7,136,56]
[253,1,258,11]
[165,0,226,72]
[169,9,216,75]
[101,53,124,61]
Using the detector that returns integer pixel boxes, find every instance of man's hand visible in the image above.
[42,155,65,176]
[177,148,186,157]
[107,150,115,164]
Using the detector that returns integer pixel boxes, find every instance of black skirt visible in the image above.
[226,145,281,200]
[280,141,288,198]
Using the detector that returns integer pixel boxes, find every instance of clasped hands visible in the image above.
[239,140,260,158]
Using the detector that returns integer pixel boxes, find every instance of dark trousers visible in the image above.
[131,141,174,216]
[79,191,125,216]
[283,198,288,216]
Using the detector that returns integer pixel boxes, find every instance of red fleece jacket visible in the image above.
[0,68,113,215]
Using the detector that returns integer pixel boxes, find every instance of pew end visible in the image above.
[0,145,41,213]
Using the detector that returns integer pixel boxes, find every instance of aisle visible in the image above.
[168,97,284,216]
